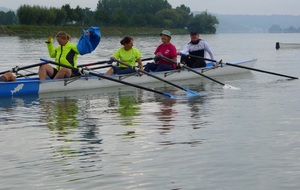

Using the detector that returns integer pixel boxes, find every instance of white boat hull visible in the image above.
[1,59,257,97]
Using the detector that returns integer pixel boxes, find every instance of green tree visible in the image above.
[82,8,95,26]
[156,9,180,28]
[0,11,18,25]
[61,4,74,23]
[53,8,67,25]
[12,1,219,34]
[95,0,172,26]
[187,11,218,34]
[174,5,192,28]
[17,5,36,25]
[72,6,85,25]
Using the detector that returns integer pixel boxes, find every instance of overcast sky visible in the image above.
[1,0,299,15]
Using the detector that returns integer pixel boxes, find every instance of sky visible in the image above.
[1,0,299,16]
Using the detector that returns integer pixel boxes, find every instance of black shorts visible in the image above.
[50,68,81,79]
[50,68,59,79]
[180,56,206,68]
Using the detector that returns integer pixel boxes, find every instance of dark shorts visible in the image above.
[180,56,206,68]
[50,68,59,79]
[144,62,175,72]
[112,66,135,75]
[50,68,81,79]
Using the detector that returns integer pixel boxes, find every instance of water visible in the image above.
[0,33,300,190]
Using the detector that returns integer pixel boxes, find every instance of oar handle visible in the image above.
[77,57,152,69]
[141,57,153,62]
[159,55,178,65]
[180,54,223,64]
[89,65,112,70]
[77,60,111,68]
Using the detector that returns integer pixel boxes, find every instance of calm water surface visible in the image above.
[0,33,300,190]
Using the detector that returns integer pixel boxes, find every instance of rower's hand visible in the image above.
[155,52,162,57]
[154,53,162,63]
[214,59,222,68]
[108,58,115,64]
[135,66,144,76]
[45,36,53,44]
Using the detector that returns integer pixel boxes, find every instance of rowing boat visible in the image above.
[0,58,257,97]
[275,42,300,50]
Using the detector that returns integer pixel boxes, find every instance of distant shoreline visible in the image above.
[0,25,188,37]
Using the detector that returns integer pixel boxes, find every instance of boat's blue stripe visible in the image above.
[0,79,40,97]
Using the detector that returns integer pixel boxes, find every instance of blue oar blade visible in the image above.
[183,88,205,97]
[163,92,177,99]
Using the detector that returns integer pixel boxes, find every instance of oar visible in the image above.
[77,60,110,68]
[0,62,46,75]
[225,63,298,80]
[16,72,38,78]
[141,57,154,62]
[114,60,203,96]
[186,54,298,80]
[16,63,112,79]
[77,57,153,68]
[89,65,111,71]
[14,58,152,78]
[40,58,177,98]
[184,54,219,63]
[161,55,239,90]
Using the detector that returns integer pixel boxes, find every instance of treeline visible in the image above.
[0,10,18,25]
[269,24,300,33]
[0,0,218,34]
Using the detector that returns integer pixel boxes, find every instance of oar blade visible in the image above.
[183,88,205,96]
[223,84,240,90]
[163,92,177,99]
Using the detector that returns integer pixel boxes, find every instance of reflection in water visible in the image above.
[0,95,39,108]
[184,82,209,129]
[155,87,178,134]
[157,98,177,127]
[107,90,142,126]
[105,89,143,139]
[40,97,80,162]
[187,95,209,129]
[117,91,142,126]
[0,95,39,125]
[41,97,78,135]
[39,96,103,181]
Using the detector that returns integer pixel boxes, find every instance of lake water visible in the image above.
[0,33,300,190]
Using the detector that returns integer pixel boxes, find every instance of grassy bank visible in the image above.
[0,25,188,37]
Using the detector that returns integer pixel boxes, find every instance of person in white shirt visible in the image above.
[178,31,214,68]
